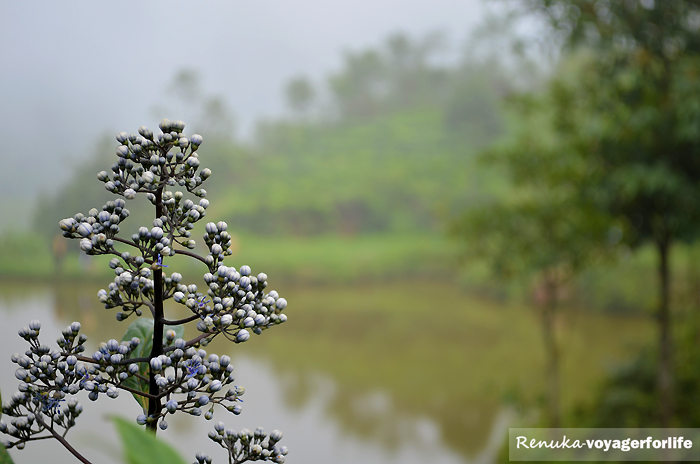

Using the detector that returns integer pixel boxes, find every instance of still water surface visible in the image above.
[0,280,651,463]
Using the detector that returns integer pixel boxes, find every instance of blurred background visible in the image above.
[2,0,700,463]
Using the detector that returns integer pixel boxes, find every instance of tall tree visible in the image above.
[454,194,610,427]
[284,75,316,116]
[517,0,700,426]
[452,77,613,426]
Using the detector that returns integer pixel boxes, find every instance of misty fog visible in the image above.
[0,0,484,231]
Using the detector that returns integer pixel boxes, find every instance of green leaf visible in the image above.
[112,416,188,464]
[0,445,15,464]
[121,319,153,412]
[120,319,185,412]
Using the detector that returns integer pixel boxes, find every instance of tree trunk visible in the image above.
[657,238,673,428]
[541,279,561,428]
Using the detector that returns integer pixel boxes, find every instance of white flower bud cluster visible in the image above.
[87,337,143,392]
[11,324,143,405]
[46,120,290,462]
[128,218,175,257]
[2,320,256,452]
[151,190,211,248]
[99,120,208,200]
[1,322,92,449]
[136,344,245,429]
[58,199,129,254]
[96,217,189,320]
[59,120,211,263]
[203,221,234,264]
[173,261,288,343]
[99,266,190,322]
[198,424,287,464]
[0,395,84,451]
[98,263,155,319]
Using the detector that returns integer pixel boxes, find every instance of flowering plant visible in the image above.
[1,120,289,464]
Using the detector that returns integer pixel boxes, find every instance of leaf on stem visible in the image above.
[0,445,14,464]
[120,319,184,412]
[112,416,187,464]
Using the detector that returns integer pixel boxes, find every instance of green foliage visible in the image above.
[527,0,700,56]
[0,230,459,284]
[501,0,700,429]
[36,109,489,239]
[112,416,187,464]
[454,13,700,282]
[574,312,700,428]
[249,109,483,235]
[451,55,615,285]
[0,233,54,278]
[452,192,610,281]
[32,31,515,244]
[580,56,700,248]
[0,445,14,464]
[328,32,450,120]
[518,1,700,250]
[120,319,184,412]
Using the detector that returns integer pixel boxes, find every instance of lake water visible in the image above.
[0,280,652,463]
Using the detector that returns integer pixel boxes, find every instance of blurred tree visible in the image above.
[167,68,202,104]
[284,75,315,116]
[329,49,386,120]
[517,0,700,427]
[451,81,613,426]
[383,32,450,110]
[328,32,453,121]
[453,199,608,427]
[198,96,236,139]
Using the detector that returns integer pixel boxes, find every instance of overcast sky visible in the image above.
[0,0,486,229]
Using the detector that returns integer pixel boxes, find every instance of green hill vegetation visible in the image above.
[21,33,513,286]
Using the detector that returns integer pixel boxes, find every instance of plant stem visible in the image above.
[117,383,159,400]
[161,314,201,325]
[173,248,209,266]
[35,414,93,464]
[147,186,165,433]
